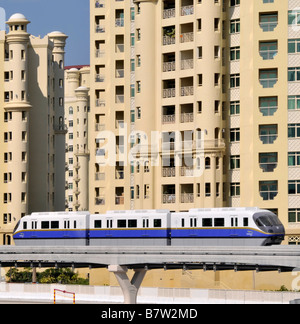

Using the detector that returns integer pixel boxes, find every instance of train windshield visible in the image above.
[255,214,282,227]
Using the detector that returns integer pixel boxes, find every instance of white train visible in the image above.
[13,207,285,247]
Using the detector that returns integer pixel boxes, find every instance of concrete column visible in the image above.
[108,265,147,304]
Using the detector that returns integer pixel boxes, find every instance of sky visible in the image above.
[0,0,90,66]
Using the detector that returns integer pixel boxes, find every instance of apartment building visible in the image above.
[64,65,90,211]
[90,0,300,245]
[0,13,67,244]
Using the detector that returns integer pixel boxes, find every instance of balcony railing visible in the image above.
[180,86,194,96]
[162,167,175,177]
[181,5,194,16]
[162,114,175,124]
[163,61,175,72]
[163,8,175,19]
[163,88,176,98]
[180,32,194,43]
[162,194,176,204]
[181,193,194,203]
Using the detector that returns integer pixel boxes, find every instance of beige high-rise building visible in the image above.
[89,0,300,245]
[64,65,90,211]
[0,13,67,244]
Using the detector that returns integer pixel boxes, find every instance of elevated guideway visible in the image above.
[0,245,299,303]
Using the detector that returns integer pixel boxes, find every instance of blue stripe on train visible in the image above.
[13,227,274,240]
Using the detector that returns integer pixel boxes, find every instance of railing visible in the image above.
[163,88,176,98]
[180,167,194,177]
[181,5,194,16]
[95,197,105,205]
[163,61,175,72]
[162,114,175,124]
[162,167,175,177]
[181,86,194,96]
[163,8,175,19]
[163,36,176,46]
[180,112,194,123]
[181,59,194,70]
[180,32,194,43]
[181,193,194,203]
[162,194,176,204]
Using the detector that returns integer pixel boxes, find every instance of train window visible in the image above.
[41,221,49,229]
[107,219,113,228]
[23,221,27,230]
[117,220,127,228]
[74,220,77,229]
[202,218,212,227]
[243,218,249,227]
[214,218,224,227]
[154,219,162,228]
[94,220,102,228]
[32,221,37,229]
[181,219,185,227]
[128,219,137,228]
[51,221,59,229]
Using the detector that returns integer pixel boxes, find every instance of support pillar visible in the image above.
[108,265,147,304]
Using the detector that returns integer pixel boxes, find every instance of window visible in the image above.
[214,218,224,227]
[128,219,137,228]
[259,181,278,200]
[288,95,300,110]
[230,74,240,88]
[154,219,162,228]
[288,67,300,82]
[51,221,59,229]
[259,69,278,88]
[288,10,300,26]
[117,220,127,228]
[230,101,240,115]
[41,221,50,229]
[230,128,240,142]
[259,41,277,60]
[230,155,240,169]
[202,218,212,227]
[230,19,240,34]
[288,39,300,54]
[288,152,300,166]
[288,209,300,223]
[259,125,277,144]
[260,13,278,31]
[259,152,278,172]
[230,183,240,197]
[288,180,300,195]
[259,97,277,116]
[288,124,300,138]
[94,220,102,228]
[230,47,240,61]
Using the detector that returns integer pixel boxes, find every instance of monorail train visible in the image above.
[13,208,285,247]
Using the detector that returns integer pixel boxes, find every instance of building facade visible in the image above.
[64,65,90,211]
[0,13,67,244]
[89,0,300,244]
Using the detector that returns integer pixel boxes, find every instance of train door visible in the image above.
[230,216,238,237]
[63,219,70,239]
[189,217,197,237]
[142,217,149,237]
[31,220,38,239]
[106,217,113,237]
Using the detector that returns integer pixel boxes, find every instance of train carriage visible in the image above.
[89,210,171,246]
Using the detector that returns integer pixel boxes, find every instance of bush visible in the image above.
[6,267,89,285]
